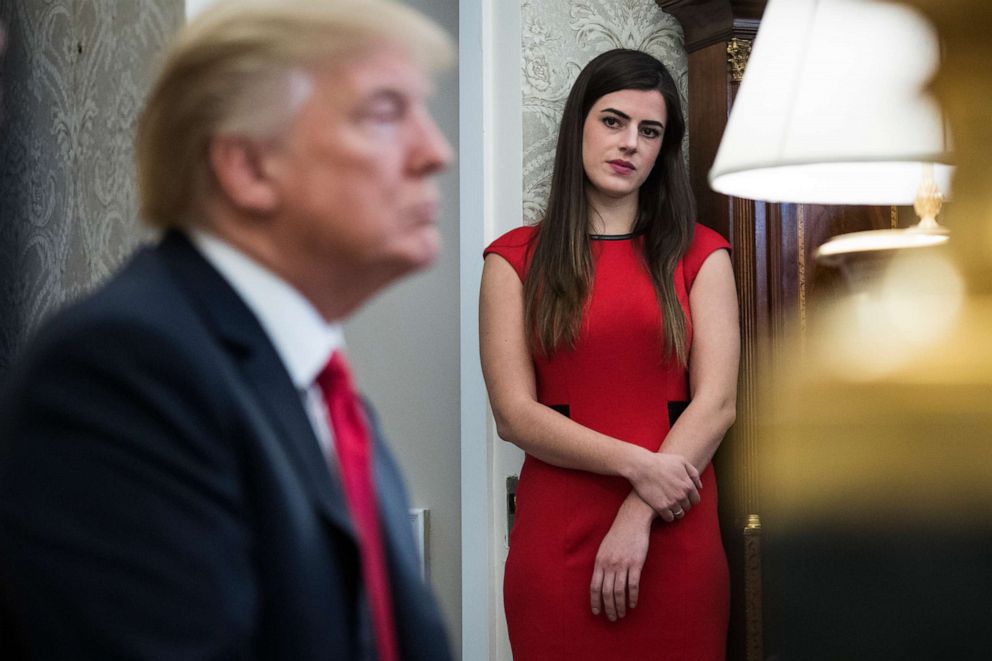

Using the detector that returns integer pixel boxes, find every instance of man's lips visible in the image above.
[409,200,439,224]
[608,160,635,174]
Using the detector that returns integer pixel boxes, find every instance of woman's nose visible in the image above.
[618,126,639,152]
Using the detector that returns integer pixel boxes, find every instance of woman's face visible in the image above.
[581,88,667,204]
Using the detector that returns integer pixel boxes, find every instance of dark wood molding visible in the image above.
[743,516,764,661]
[686,42,732,238]
[657,0,765,51]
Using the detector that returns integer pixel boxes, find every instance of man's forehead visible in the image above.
[314,49,433,101]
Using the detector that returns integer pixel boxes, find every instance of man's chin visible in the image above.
[408,229,442,270]
[378,232,442,284]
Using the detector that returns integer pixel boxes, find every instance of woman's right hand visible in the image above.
[590,494,654,622]
[627,450,701,522]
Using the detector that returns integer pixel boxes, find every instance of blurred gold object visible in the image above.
[762,0,992,529]
[764,266,992,529]
[913,0,992,294]
[754,2,992,656]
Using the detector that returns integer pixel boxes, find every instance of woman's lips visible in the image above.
[608,160,635,175]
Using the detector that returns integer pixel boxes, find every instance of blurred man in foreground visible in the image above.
[0,1,454,659]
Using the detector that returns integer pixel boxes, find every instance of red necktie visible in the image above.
[316,352,398,661]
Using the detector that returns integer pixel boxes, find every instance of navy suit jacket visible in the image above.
[0,231,452,661]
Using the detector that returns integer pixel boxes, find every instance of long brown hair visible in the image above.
[524,49,696,365]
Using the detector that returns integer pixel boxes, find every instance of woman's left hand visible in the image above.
[590,494,655,622]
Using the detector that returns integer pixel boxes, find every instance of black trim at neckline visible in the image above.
[588,233,637,241]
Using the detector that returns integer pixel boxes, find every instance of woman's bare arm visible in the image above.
[662,248,740,468]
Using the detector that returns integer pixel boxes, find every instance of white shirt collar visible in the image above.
[188,228,344,389]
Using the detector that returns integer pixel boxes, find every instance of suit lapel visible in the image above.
[239,344,355,538]
[363,401,420,580]
[156,231,355,539]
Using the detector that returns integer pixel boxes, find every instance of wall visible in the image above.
[0,1,182,374]
[344,0,463,654]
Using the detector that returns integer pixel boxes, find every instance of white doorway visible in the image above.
[459,1,523,659]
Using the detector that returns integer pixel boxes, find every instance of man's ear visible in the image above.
[207,136,280,214]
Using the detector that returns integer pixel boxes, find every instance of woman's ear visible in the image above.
[207,136,280,215]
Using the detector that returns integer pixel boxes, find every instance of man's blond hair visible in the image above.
[136,0,453,229]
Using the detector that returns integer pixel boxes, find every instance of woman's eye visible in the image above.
[602,116,620,128]
[640,126,661,139]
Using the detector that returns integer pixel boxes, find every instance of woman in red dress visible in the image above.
[480,49,740,659]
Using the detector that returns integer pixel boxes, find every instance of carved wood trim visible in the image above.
[657,0,765,51]
[743,516,764,661]
[733,196,760,515]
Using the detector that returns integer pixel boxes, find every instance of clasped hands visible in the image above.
[590,451,701,622]
[629,450,702,522]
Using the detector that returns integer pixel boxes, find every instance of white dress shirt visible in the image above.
[189,229,342,466]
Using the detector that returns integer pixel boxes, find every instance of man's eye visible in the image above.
[366,107,401,122]
[363,98,405,123]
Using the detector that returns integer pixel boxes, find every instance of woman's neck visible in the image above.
[585,189,639,235]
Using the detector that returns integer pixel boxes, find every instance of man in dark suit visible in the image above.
[0,1,454,659]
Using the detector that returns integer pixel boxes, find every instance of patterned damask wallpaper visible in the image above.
[0,1,182,374]
[521,0,687,224]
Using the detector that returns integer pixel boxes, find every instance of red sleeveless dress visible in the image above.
[484,224,731,660]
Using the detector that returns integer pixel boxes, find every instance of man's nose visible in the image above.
[413,111,453,175]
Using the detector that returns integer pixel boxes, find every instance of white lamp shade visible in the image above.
[709,0,953,205]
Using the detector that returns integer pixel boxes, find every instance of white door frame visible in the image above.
[459,1,523,659]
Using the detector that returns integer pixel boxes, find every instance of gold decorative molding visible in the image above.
[745,514,762,531]
[728,38,753,82]
[890,205,899,229]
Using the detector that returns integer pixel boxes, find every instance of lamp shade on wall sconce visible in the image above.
[709,0,952,224]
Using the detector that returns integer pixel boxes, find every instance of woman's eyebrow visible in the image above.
[600,107,630,120]
[600,107,664,129]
